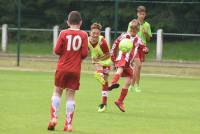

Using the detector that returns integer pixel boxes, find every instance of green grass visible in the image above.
[6,40,200,61]
[0,70,200,134]
[7,42,53,55]
[147,40,200,61]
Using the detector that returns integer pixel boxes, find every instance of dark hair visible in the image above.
[137,5,146,12]
[90,23,102,30]
[67,11,82,25]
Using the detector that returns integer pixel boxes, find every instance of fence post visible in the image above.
[1,24,8,52]
[105,27,111,46]
[156,29,163,61]
[53,25,59,49]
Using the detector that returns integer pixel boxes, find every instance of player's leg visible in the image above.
[128,67,135,92]
[94,64,105,85]
[63,72,80,132]
[64,89,76,132]
[98,68,109,112]
[133,58,142,92]
[108,67,123,91]
[48,86,63,130]
[115,76,131,112]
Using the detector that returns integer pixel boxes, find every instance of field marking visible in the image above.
[0,67,199,79]
[141,73,200,79]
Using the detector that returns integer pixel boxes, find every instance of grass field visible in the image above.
[6,40,200,61]
[0,70,200,134]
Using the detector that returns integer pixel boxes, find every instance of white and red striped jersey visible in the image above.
[110,32,145,65]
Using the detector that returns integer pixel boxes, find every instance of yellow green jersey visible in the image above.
[88,35,112,66]
[127,21,152,44]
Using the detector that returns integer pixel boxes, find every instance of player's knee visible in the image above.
[67,89,76,97]
[136,61,142,67]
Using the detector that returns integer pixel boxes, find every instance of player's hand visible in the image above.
[143,46,149,54]
[142,28,147,34]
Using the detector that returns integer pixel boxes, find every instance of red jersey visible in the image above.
[110,33,145,66]
[54,28,88,73]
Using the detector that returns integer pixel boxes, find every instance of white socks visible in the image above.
[66,101,75,125]
[51,95,61,119]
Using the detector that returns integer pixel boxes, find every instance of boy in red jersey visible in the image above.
[47,11,88,132]
[109,19,148,112]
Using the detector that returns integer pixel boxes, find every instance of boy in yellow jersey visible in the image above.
[127,5,152,92]
[88,23,112,112]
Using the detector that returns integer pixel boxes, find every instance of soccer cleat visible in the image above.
[134,85,141,92]
[94,72,105,85]
[98,104,106,112]
[128,85,134,92]
[114,100,125,112]
[47,118,57,131]
[64,124,72,132]
[108,83,120,91]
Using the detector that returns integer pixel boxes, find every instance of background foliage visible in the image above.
[0,0,200,33]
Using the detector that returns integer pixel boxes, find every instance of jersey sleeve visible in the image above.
[81,32,89,59]
[54,31,64,55]
[146,23,152,37]
[127,21,131,32]
[110,36,120,62]
[100,38,110,55]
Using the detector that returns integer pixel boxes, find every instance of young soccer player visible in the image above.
[127,5,152,92]
[109,19,148,112]
[47,11,88,132]
[88,23,112,112]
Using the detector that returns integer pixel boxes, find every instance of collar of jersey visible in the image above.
[68,28,80,30]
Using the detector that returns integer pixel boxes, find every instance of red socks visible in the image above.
[118,88,128,103]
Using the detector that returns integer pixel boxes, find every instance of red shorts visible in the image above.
[121,67,133,77]
[115,59,126,68]
[55,70,80,90]
[135,47,145,62]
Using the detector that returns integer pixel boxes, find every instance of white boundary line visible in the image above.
[0,67,199,79]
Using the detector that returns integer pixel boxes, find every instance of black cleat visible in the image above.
[98,104,106,112]
[108,83,120,91]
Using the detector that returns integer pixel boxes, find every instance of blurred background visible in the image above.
[0,0,200,75]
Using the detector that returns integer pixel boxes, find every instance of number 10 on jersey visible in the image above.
[66,35,82,51]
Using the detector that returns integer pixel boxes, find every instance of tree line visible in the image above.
[1,0,200,34]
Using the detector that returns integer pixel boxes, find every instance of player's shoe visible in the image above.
[108,83,120,91]
[114,100,125,112]
[64,124,72,132]
[98,104,106,112]
[94,72,105,85]
[47,118,57,131]
[128,85,134,92]
[134,85,141,92]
